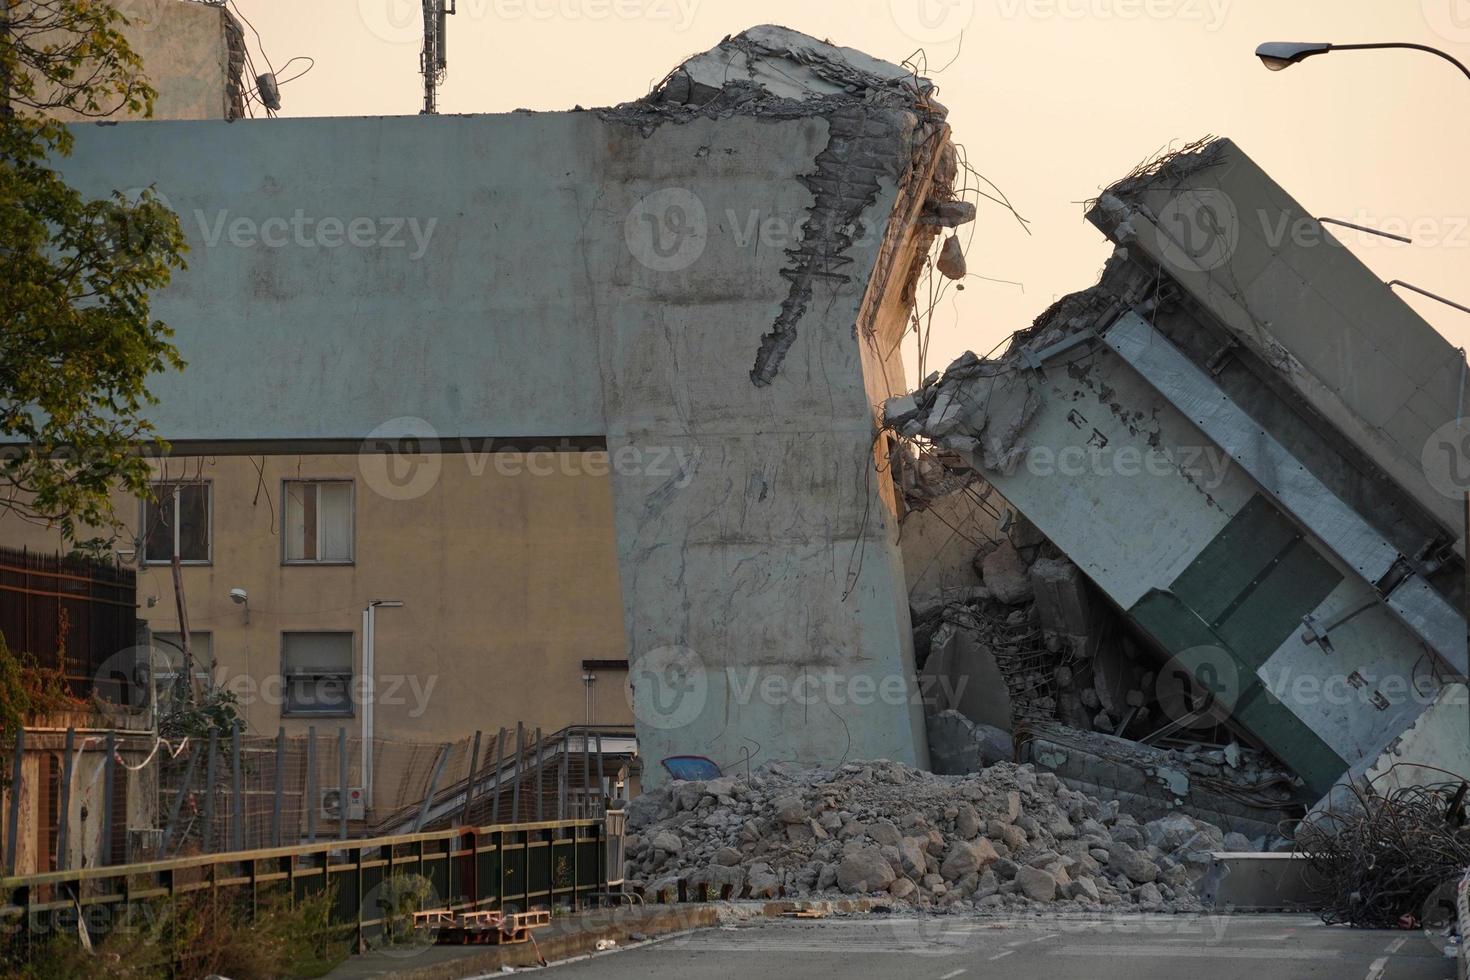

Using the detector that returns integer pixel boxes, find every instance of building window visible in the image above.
[151,631,213,700]
[142,482,211,564]
[284,481,354,563]
[282,632,354,716]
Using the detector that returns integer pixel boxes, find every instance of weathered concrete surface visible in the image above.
[49,26,959,784]
[1092,141,1467,553]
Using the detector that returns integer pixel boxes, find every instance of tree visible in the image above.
[1,0,187,547]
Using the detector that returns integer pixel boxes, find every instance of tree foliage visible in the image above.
[1,0,187,545]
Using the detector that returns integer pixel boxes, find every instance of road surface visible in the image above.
[536,913,1453,980]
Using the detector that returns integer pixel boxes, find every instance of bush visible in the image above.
[3,886,349,980]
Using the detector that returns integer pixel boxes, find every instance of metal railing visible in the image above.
[0,815,616,961]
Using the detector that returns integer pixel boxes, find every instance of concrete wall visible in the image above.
[0,454,633,747]
[28,0,238,123]
[42,97,944,783]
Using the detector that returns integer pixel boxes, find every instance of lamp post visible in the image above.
[1257,36,1470,747]
[362,599,403,812]
[1255,41,1470,81]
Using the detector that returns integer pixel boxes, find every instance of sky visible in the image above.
[230,0,1470,386]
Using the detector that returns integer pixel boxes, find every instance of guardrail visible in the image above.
[0,817,615,962]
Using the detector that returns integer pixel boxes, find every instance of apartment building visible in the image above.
[0,452,636,742]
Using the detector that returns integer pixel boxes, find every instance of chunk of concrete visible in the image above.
[937,235,967,280]
[837,847,897,893]
[982,540,1033,605]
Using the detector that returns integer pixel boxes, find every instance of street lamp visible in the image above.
[1255,40,1470,82]
[362,599,404,812]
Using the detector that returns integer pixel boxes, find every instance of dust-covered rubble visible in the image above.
[625,759,1231,912]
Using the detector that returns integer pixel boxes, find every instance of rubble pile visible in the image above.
[625,759,1242,912]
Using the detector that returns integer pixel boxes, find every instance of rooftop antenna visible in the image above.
[420,0,452,114]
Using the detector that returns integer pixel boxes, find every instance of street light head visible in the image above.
[1256,41,1333,71]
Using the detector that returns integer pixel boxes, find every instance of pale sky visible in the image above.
[234,0,1470,384]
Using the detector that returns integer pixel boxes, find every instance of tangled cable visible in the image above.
[1295,774,1470,928]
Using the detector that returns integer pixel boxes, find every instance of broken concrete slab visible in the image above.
[1019,723,1306,841]
[1030,557,1091,642]
[888,139,1468,798]
[928,709,1014,774]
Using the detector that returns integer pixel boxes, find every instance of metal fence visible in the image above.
[153,723,635,860]
[0,816,614,967]
[0,547,137,702]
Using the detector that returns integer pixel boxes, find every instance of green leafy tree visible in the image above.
[1,0,187,546]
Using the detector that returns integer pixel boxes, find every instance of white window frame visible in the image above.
[151,630,214,693]
[280,630,356,718]
[141,482,212,565]
[281,479,356,565]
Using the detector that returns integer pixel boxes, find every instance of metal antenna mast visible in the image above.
[420,0,451,114]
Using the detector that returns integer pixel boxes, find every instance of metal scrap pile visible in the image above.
[1296,777,1470,928]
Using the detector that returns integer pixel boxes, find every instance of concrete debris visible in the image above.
[886,353,1042,472]
[1021,723,1305,843]
[980,540,1033,605]
[888,138,1470,810]
[928,710,1014,774]
[936,235,967,281]
[625,758,1224,912]
[922,200,978,228]
[650,24,933,108]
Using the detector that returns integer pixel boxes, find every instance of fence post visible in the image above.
[160,737,200,857]
[338,726,349,841]
[100,730,116,865]
[56,727,74,870]
[272,726,286,847]
[595,732,605,816]
[462,730,481,826]
[203,730,219,853]
[489,727,505,824]
[307,725,317,843]
[557,737,568,821]
[534,728,544,822]
[582,727,591,819]
[6,727,24,874]
[231,720,244,851]
[510,723,524,823]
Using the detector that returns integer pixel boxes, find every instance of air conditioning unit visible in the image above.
[320,787,365,821]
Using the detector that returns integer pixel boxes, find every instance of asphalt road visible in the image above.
[534,913,1455,980]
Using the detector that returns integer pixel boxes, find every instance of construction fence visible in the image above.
[151,723,633,861]
[3,719,633,875]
